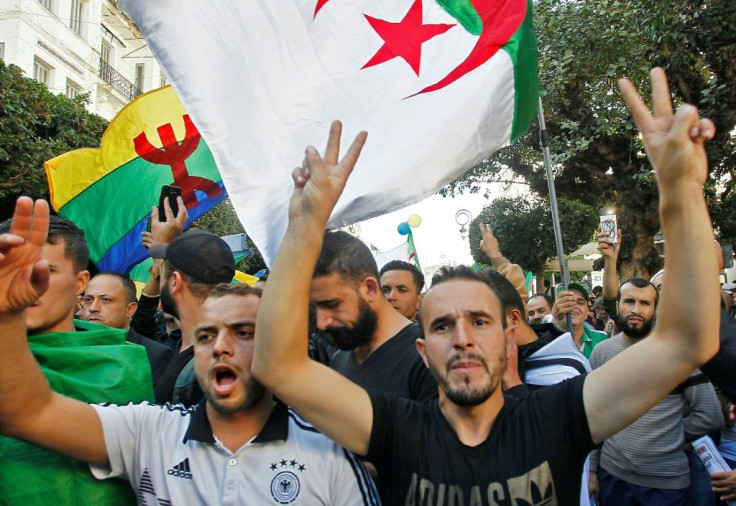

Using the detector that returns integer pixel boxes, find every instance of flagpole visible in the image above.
[537,97,573,331]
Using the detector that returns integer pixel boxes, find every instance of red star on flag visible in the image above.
[362,0,455,76]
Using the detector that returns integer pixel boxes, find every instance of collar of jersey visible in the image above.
[182,398,289,444]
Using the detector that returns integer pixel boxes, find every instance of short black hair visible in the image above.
[528,292,554,308]
[379,260,425,293]
[419,265,507,330]
[0,214,89,273]
[208,283,263,299]
[94,272,137,304]
[618,278,659,307]
[314,230,379,284]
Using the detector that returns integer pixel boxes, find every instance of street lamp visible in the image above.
[455,209,472,241]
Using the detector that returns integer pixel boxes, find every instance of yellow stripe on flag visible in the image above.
[45,86,190,210]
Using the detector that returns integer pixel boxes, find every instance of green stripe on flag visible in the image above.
[58,142,220,262]
[436,0,483,35]
[503,0,539,142]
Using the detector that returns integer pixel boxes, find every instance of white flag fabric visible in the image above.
[120,0,538,265]
[373,243,410,271]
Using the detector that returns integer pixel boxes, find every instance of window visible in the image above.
[135,63,145,92]
[33,58,51,85]
[38,0,52,11]
[66,79,82,99]
[70,0,84,35]
[159,71,166,88]
[0,43,4,61]
[100,42,111,64]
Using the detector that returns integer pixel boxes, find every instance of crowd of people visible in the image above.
[0,69,734,505]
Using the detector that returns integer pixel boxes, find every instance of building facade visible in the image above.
[0,0,165,119]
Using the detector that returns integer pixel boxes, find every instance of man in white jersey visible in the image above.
[0,238,378,506]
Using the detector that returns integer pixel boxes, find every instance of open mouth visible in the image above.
[212,364,238,396]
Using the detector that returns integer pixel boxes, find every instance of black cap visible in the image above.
[149,230,235,284]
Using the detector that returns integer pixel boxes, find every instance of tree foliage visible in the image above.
[193,198,266,274]
[468,196,598,290]
[0,60,109,219]
[445,0,736,279]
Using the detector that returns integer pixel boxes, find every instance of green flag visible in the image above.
[0,320,154,505]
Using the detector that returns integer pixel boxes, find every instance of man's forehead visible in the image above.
[422,279,502,316]
[203,293,259,317]
[620,283,657,301]
[311,272,356,296]
[87,275,123,293]
[528,297,549,309]
[380,269,416,288]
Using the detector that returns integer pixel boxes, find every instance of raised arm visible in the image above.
[252,122,374,455]
[0,198,108,465]
[584,68,719,443]
[480,223,528,306]
[597,226,621,301]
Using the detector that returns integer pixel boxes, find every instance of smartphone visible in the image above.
[600,213,618,247]
[158,185,182,222]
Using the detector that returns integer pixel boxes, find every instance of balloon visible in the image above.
[397,222,411,235]
[407,214,422,228]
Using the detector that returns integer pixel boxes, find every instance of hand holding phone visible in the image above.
[600,213,618,247]
[158,185,182,223]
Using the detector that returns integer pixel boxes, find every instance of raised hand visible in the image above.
[597,226,621,262]
[619,67,714,189]
[151,195,188,245]
[0,197,50,313]
[289,121,367,227]
[479,223,502,259]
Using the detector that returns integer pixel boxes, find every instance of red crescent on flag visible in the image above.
[314,0,526,94]
[314,0,330,17]
[415,0,527,96]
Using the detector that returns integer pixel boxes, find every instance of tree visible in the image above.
[0,61,109,219]
[193,198,266,274]
[468,196,598,292]
[444,0,736,279]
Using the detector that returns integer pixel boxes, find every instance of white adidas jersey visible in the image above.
[90,401,380,505]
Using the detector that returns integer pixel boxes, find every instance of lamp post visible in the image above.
[455,209,472,241]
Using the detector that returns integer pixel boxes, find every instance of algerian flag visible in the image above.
[120,0,538,265]
[407,230,422,271]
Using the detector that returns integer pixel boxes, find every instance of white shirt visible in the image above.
[90,401,380,505]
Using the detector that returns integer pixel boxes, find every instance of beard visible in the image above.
[205,374,266,415]
[432,352,500,407]
[160,282,179,319]
[616,313,654,339]
[318,298,378,351]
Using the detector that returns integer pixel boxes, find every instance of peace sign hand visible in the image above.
[289,121,367,228]
[619,67,714,190]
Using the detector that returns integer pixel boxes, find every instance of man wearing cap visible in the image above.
[149,228,236,406]
[552,282,608,358]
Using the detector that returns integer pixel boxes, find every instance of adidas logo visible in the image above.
[167,458,193,479]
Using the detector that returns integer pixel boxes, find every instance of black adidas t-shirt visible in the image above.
[366,375,593,505]
[329,322,437,402]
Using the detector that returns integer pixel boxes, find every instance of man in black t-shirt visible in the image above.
[253,70,721,505]
[310,230,436,401]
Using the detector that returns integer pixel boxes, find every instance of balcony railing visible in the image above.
[98,59,141,101]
